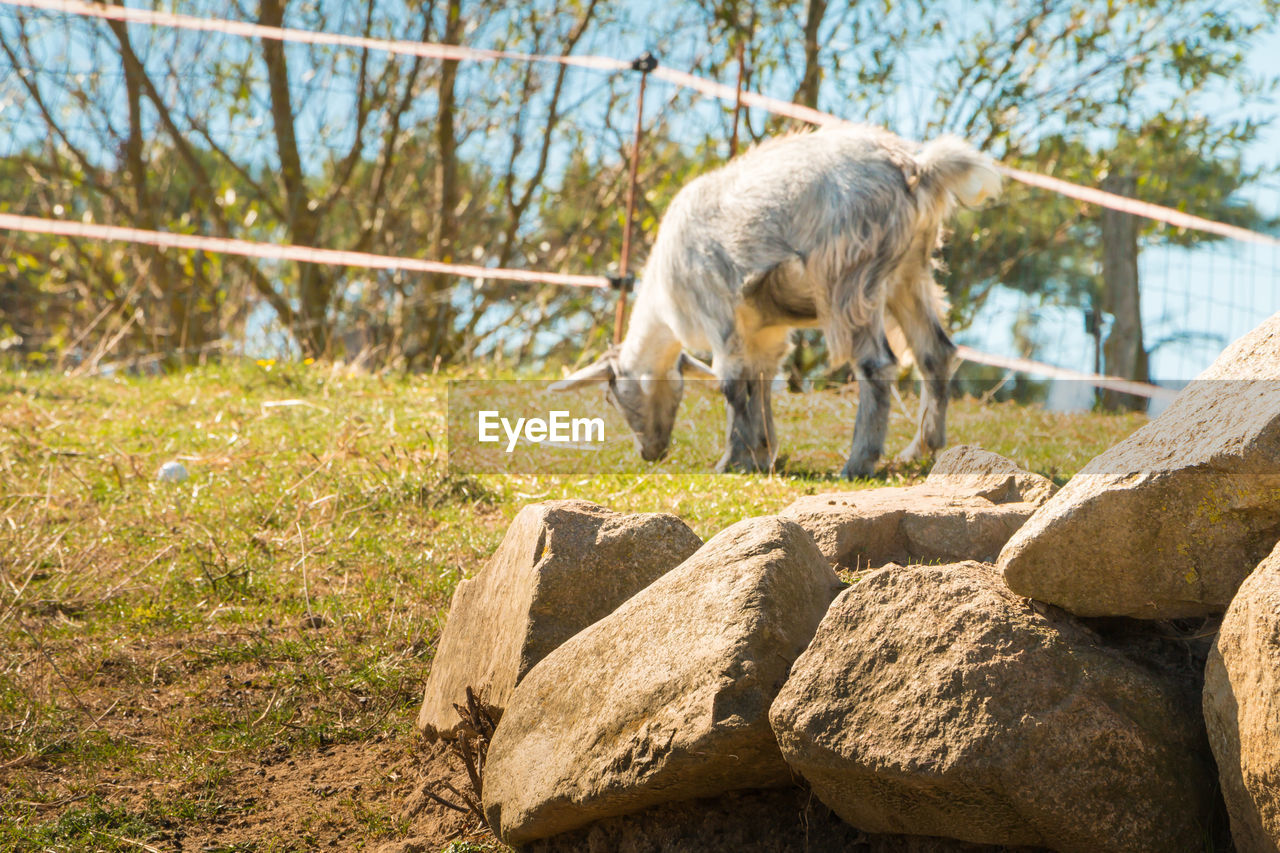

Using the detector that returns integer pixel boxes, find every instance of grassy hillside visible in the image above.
[0,362,1145,851]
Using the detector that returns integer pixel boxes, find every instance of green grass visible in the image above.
[0,360,1146,850]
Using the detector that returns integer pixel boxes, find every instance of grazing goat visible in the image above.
[554,124,1000,478]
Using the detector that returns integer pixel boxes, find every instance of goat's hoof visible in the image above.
[716,459,766,475]
[894,441,928,465]
[840,458,878,480]
[716,450,771,474]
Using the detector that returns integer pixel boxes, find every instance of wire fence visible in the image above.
[1,0,1277,395]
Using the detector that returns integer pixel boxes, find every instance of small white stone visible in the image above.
[157,461,189,483]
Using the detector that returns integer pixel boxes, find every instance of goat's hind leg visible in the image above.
[841,328,897,480]
[890,287,957,463]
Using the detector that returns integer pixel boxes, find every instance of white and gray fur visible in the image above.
[554,124,1001,478]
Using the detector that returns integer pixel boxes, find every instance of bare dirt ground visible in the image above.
[2,618,499,851]
[178,740,490,852]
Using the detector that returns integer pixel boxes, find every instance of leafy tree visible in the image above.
[2,0,466,361]
[1,0,1276,377]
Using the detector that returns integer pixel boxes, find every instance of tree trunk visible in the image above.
[111,9,183,361]
[260,0,329,357]
[416,0,463,367]
[796,0,827,110]
[1099,173,1148,412]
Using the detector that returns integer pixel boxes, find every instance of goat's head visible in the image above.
[552,348,716,462]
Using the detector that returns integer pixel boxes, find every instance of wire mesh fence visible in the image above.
[1,0,1277,397]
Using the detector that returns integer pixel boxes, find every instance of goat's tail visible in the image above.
[912,135,1002,215]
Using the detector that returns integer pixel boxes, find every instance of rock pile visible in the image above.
[413,313,1280,852]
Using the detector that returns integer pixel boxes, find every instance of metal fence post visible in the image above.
[614,52,656,346]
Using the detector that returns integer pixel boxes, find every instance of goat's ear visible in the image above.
[550,357,615,391]
[678,352,717,379]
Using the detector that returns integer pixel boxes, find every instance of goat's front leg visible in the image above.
[841,333,898,479]
[716,364,776,474]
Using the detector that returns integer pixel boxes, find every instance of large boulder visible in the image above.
[416,500,701,738]
[999,314,1280,618]
[770,562,1216,853]
[782,489,1034,571]
[482,517,844,847]
[1204,541,1280,853]
[925,445,1057,506]
[781,447,1049,571]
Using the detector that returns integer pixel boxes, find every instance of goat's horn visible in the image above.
[678,353,717,379]
[550,357,616,391]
